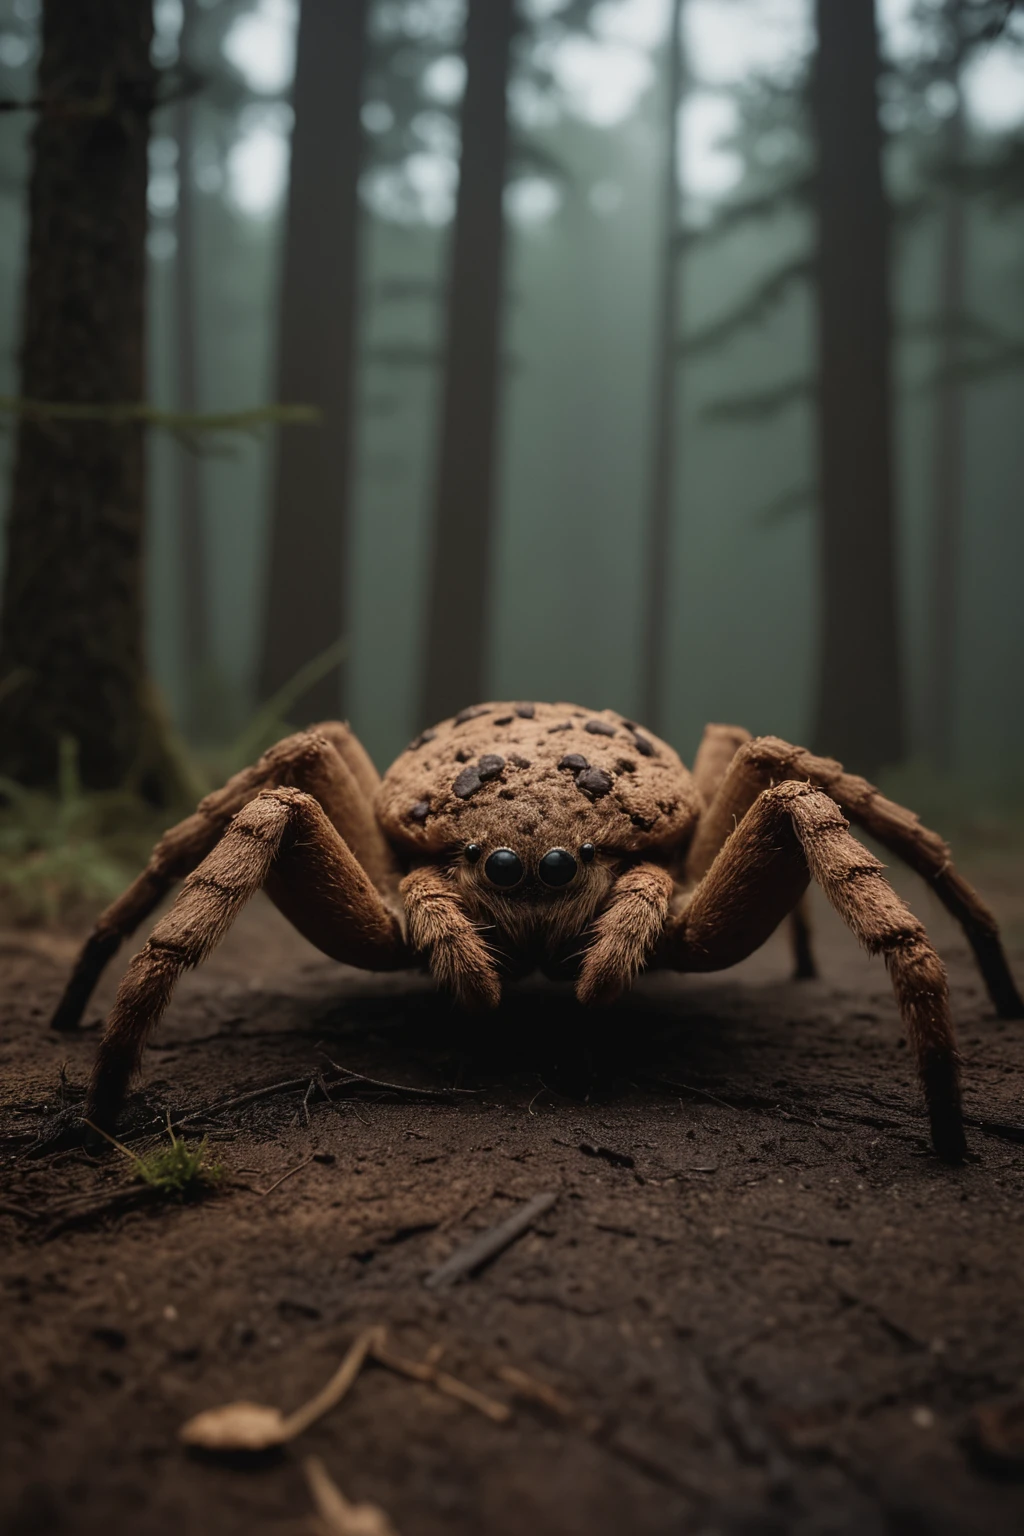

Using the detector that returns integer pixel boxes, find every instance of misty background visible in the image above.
[0,0,1021,788]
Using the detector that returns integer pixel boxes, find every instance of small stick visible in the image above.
[318,1056,472,1100]
[424,1191,558,1290]
[258,1155,315,1198]
[282,1326,385,1437]
[0,1201,38,1223]
[303,1455,400,1536]
[370,1341,511,1424]
[496,1365,575,1418]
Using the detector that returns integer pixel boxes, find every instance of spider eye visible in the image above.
[538,848,578,888]
[484,848,524,889]
[580,843,596,864]
[465,843,482,863]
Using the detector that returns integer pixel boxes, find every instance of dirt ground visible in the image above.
[2,848,1024,1536]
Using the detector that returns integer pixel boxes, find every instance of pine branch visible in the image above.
[681,255,814,356]
[0,398,320,432]
[702,374,815,422]
[753,483,814,527]
[933,340,1024,384]
[684,171,813,245]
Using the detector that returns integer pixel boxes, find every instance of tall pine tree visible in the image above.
[417,0,517,726]
[258,0,369,721]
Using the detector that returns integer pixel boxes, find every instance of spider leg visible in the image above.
[686,734,1022,1019]
[51,724,396,1032]
[86,788,410,1131]
[400,867,502,1010]
[663,781,964,1163]
[691,722,819,981]
[691,722,752,804]
[574,863,675,1005]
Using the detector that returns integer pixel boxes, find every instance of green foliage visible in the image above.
[196,638,348,788]
[0,739,163,924]
[87,1115,225,1196]
[0,647,348,924]
[134,1133,224,1195]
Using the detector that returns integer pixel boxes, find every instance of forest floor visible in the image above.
[2,847,1024,1536]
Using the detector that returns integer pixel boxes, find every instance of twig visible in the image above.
[496,1365,575,1418]
[40,1185,162,1240]
[318,1056,473,1101]
[370,1341,511,1424]
[303,1455,400,1536]
[0,1200,38,1223]
[0,395,320,432]
[179,1327,384,1451]
[424,1191,558,1290]
[283,1328,385,1438]
[258,1156,315,1198]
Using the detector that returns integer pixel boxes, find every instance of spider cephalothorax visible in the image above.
[51,701,1023,1164]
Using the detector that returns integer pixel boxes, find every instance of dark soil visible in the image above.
[2,851,1024,1536]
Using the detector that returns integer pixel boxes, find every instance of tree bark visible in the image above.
[925,8,968,774]
[638,0,686,732]
[173,0,213,740]
[0,0,174,796]
[258,0,369,721]
[810,0,905,775]
[417,0,516,727]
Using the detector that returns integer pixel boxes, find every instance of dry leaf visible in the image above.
[178,1326,383,1453]
[179,1401,290,1452]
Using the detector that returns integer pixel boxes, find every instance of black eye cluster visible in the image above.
[464,843,595,889]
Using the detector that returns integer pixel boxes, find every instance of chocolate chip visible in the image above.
[576,767,613,798]
[455,705,489,726]
[477,754,505,780]
[616,758,637,774]
[409,801,430,822]
[584,719,616,737]
[508,753,531,768]
[494,715,513,726]
[631,812,654,829]
[515,704,535,718]
[559,753,590,773]
[455,747,473,762]
[499,788,515,800]
[631,732,656,757]
[547,722,573,733]
[453,768,482,799]
[408,729,437,751]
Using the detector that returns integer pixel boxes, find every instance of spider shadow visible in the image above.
[304,970,802,1110]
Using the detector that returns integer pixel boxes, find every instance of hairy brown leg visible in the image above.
[400,867,501,1010]
[52,726,397,1032]
[691,722,818,980]
[575,862,675,1005]
[664,781,964,1163]
[691,722,752,804]
[87,788,409,1131]
[686,734,1022,1018]
[308,719,382,804]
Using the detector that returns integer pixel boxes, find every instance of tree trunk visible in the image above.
[258,0,369,721]
[417,0,516,727]
[174,0,213,741]
[810,0,905,775]
[638,0,686,732]
[0,0,174,797]
[925,13,968,775]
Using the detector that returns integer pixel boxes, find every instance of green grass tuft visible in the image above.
[85,1115,225,1197]
[133,1133,225,1195]
[0,738,166,924]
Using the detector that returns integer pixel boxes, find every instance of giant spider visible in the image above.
[52,701,1022,1161]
